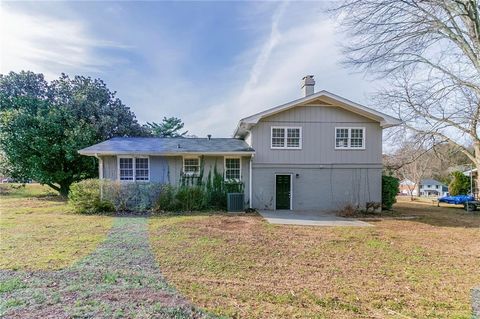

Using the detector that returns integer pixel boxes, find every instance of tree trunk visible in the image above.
[59,183,70,198]
[46,182,70,197]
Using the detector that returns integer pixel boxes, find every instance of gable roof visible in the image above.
[78,137,255,156]
[234,90,401,138]
[420,179,446,186]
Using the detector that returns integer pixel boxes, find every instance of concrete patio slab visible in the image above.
[259,210,372,227]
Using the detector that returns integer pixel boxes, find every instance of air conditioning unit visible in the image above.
[227,193,244,212]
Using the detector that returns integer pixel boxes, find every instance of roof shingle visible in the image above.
[78,137,254,156]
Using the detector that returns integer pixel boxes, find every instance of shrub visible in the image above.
[102,181,162,212]
[175,186,207,211]
[382,175,399,210]
[69,179,114,214]
[449,171,470,195]
[336,204,358,217]
[155,185,179,212]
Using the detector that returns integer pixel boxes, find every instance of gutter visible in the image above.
[249,153,254,209]
[79,151,255,157]
[94,153,103,200]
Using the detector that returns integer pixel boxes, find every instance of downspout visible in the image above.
[95,154,104,179]
[249,154,254,209]
[94,153,104,200]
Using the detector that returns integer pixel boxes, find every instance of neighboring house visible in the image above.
[419,179,449,197]
[79,75,400,211]
[399,179,418,196]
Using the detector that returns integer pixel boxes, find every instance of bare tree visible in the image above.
[385,142,434,199]
[335,0,480,193]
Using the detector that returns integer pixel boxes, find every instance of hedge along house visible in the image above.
[79,75,400,211]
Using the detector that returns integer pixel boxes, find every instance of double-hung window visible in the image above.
[271,127,302,149]
[119,157,149,181]
[119,158,134,181]
[224,158,241,180]
[335,127,365,149]
[183,157,200,176]
[135,158,149,181]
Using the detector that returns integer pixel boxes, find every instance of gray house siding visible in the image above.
[251,165,381,211]
[102,156,117,180]
[250,105,382,165]
[99,154,251,206]
[249,104,383,210]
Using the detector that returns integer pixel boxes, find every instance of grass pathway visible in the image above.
[0,217,215,318]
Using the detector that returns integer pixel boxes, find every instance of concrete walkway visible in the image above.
[259,210,372,227]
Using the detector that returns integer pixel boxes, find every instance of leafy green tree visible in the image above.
[0,71,49,110]
[145,117,187,137]
[0,71,146,195]
[449,171,471,196]
[0,100,96,195]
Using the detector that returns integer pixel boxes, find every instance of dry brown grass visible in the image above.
[149,202,480,319]
[0,184,113,270]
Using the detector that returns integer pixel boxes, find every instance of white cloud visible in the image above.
[0,3,127,79]
[0,2,376,139]
[186,2,375,137]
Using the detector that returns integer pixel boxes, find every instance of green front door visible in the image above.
[276,175,291,210]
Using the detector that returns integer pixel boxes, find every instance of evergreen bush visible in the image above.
[382,175,399,210]
[449,171,471,195]
[69,179,114,214]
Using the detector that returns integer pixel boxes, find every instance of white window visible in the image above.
[335,127,365,149]
[271,128,285,148]
[135,158,149,181]
[225,158,241,180]
[118,157,149,181]
[119,158,134,181]
[271,127,302,149]
[183,157,200,175]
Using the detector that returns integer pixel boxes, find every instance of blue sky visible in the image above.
[1,1,377,137]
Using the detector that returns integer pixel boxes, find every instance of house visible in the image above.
[399,179,418,196]
[79,75,400,211]
[419,179,449,197]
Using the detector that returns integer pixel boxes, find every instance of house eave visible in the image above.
[233,90,401,137]
[78,150,256,157]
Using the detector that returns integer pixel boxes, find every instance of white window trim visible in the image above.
[224,157,242,181]
[334,127,366,150]
[270,126,302,149]
[117,156,150,182]
[183,156,201,176]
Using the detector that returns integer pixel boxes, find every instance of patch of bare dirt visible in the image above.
[99,288,188,306]
[191,215,261,233]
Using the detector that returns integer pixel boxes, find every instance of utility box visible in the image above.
[227,193,244,212]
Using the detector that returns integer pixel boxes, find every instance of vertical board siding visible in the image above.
[251,105,382,165]
[150,156,169,183]
[101,156,117,180]
[249,103,383,210]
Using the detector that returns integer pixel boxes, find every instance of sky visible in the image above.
[0,1,379,137]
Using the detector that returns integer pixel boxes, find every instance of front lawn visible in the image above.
[149,202,480,319]
[0,184,113,270]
